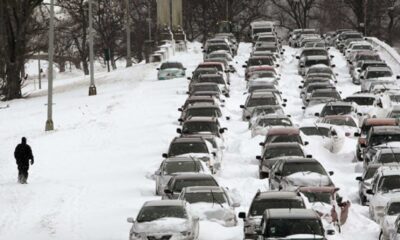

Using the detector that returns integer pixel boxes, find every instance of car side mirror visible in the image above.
[357,112,362,116]
[331,64,336,68]
[356,176,363,181]
[127,217,135,223]
[178,108,183,112]
[282,103,286,107]
[176,128,182,134]
[219,128,225,134]
[212,152,217,157]
[354,132,360,137]
[397,75,400,80]
[357,69,361,73]
[156,68,160,70]
[246,116,251,120]
[276,64,280,67]
[283,99,287,102]
[155,170,161,176]
[299,86,303,89]
[226,116,231,120]
[178,118,183,122]
[296,56,300,59]
[360,76,364,79]
[329,171,334,176]
[302,106,306,110]
[162,153,168,158]
[360,143,367,147]
[238,212,246,219]
[256,155,262,160]
[187,77,191,80]
[366,189,373,195]
[242,65,247,68]
[304,141,309,146]
[240,105,245,109]
[314,112,320,117]
[306,154,313,158]
[202,50,206,53]
[259,142,264,146]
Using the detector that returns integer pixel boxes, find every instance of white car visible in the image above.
[300,123,343,153]
[250,115,293,137]
[368,166,400,222]
[380,198,400,240]
[178,186,240,227]
[127,200,199,240]
[317,115,360,137]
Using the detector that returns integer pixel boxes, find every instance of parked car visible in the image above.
[179,103,223,123]
[356,163,384,205]
[157,61,186,80]
[259,127,309,147]
[163,173,219,199]
[126,200,199,240]
[379,197,400,240]
[154,157,209,195]
[269,157,334,191]
[247,105,285,128]
[315,101,359,118]
[257,209,331,239]
[317,115,359,137]
[241,91,281,121]
[304,88,341,107]
[178,186,239,227]
[300,123,342,152]
[250,115,293,137]
[177,116,227,139]
[238,190,306,240]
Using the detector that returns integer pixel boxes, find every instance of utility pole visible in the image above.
[38,52,41,89]
[364,0,368,36]
[226,0,229,21]
[88,0,97,96]
[148,1,152,41]
[126,0,132,67]
[45,0,55,131]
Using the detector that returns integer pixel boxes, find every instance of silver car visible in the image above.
[127,200,199,240]
[163,173,219,199]
[154,157,209,195]
[178,186,240,227]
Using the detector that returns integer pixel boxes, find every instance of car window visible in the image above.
[282,162,326,176]
[163,161,202,174]
[264,147,304,159]
[172,178,218,192]
[137,206,187,222]
[265,219,323,237]
[249,199,304,216]
[169,142,209,156]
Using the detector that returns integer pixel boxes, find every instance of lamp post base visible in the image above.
[45,119,54,131]
[89,85,97,96]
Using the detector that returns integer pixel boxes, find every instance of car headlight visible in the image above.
[200,156,210,162]
[180,231,191,236]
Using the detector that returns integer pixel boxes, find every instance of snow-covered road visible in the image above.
[0,41,389,239]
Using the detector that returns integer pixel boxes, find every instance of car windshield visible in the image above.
[357,55,380,61]
[207,45,230,53]
[164,161,202,174]
[258,37,276,42]
[367,71,392,78]
[257,118,292,127]
[192,85,220,92]
[308,68,332,74]
[250,200,304,216]
[173,179,218,192]
[248,58,274,66]
[302,191,332,204]
[184,99,213,107]
[266,219,323,238]
[389,111,400,118]
[300,127,330,137]
[362,63,387,70]
[305,59,330,67]
[322,118,357,127]
[345,97,375,105]
[321,106,352,116]
[254,28,272,34]
[266,135,301,144]
[306,85,331,93]
[390,95,400,103]
[247,98,278,107]
[303,49,327,56]
[183,191,227,204]
[258,46,278,52]
[311,91,340,99]
[365,167,379,179]
[353,45,372,50]
[193,69,218,80]
[252,108,280,116]
[137,206,186,222]
[186,108,222,118]
[264,147,303,159]
[370,134,400,146]
[169,142,208,156]
[378,175,400,192]
[161,62,183,69]
[250,72,275,79]
[282,162,326,176]
[377,153,400,164]
[388,202,400,215]
[199,76,225,84]
[182,122,219,134]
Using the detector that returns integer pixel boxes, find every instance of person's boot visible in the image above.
[18,174,22,184]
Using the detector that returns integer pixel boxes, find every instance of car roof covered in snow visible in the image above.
[164,157,202,163]
[255,191,302,200]
[186,103,220,109]
[267,127,300,135]
[278,157,319,164]
[144,200,185,207]
[263,209,320,219]
[171,136,206,144]
[182,186,224,192]
[171,173,215,180]
[322,101,353,107]
[264,142,302,149]
[184,116,219,122]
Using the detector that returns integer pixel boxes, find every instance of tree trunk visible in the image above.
[82,60,89,75]
[58,61,66,73]
[5,63,22,99]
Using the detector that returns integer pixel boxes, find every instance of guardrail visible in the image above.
[366,37,400,74]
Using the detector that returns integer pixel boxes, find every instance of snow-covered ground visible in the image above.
[1,40,395,239]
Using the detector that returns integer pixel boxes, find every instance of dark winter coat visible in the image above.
[14,143,34,166]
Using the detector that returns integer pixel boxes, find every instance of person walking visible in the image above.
[14,137,34,184]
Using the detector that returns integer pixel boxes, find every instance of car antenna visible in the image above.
[210,189,224,208]
[314,123,325,139]
[189,155,199,172]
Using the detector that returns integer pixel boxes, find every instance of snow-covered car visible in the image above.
[257,209,331,239]
[177,116,227,140]
[259,127,309,147]
[188,82,225,98]
[162,136,219,173]
[250,115,293,137]
[369,148,400,170]
[345,42,374,59]
[127,200,199,240]
[360,66,400,91]
[344,92,379,115]
[299,82,335,104]
[181,96,221,111]
[194,74,229,96]
[257,142,307,179]
[246,105,285,128]
[157,61,186,80]
[386,106,400,119]
[269,157,334,191]
[300,123,342,153]
[299,55,334,76]
[317,115,359,137]
[178,103,223,123]
[351,60,388,84]
[304,88,341,107]
[315,101,360,119]
[246,81,278,94]
[305,64,335,76]
[368,165,400,222]
[241,91,281,121]
[206,50,233,62]
[238,191,306,240]
[391,215,400,240]
[163,173,219,200]
[356,163,384,205]
[379,198,400,240]
[154,157,210,195]
[178,186,240,227]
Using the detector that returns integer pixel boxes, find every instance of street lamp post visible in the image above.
[88,0,97,96]
[45,0,55,131]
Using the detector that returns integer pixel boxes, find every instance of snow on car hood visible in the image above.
[134,218,189,233]
[189,202,235,222]
[373,191,400,207]
[286,172,331,187]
